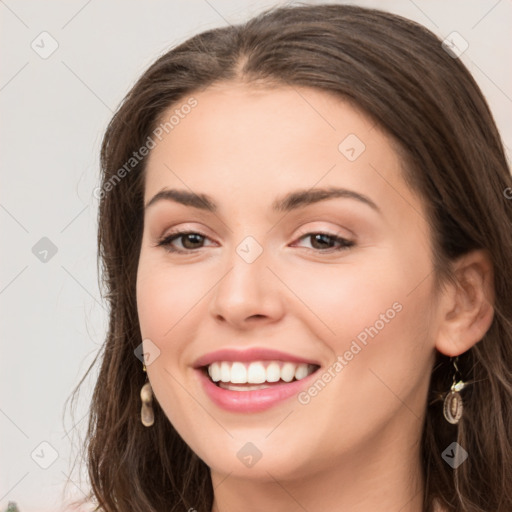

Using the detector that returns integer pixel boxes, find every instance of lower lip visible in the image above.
[195,368,319,413]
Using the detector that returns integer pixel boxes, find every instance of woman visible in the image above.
[73,3,512,511]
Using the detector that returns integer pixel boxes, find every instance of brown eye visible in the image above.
[295,232,354,252]
[156,231,211,253]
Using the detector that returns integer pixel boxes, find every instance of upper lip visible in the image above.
[192,347,321,369]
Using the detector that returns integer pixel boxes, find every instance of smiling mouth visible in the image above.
[202,360,321,391]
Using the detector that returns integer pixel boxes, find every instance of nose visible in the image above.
[208,242,285,329]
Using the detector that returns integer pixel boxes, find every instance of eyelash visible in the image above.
[155,229,355,254]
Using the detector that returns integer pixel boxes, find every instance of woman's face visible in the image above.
[136,83,440,481]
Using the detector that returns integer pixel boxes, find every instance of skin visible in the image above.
[136,82,494,512]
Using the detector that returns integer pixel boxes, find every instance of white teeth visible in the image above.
[230,362,247,383]
[281,362,296,382]
[247,362,267,384]
[220,361,231,382]
[207,360,316,385]
[209,362,221,382]
[266,362,281,382]
[294,363,309,380]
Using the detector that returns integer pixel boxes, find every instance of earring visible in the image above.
[140,364,154,427]
[443,356,465,424]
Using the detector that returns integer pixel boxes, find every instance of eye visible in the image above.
[155,230,213,253]
[292,232,355,252]
[155,230,355,254]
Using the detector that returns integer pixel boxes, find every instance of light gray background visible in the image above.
[1,1,511,510]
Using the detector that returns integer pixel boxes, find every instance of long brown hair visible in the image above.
[68,3,512,511]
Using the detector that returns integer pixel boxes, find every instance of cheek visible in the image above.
[136,254,206,343]
[282,264,435,461]
[287,244,436,409]
[136,254,207,432]
[285,250,423,350]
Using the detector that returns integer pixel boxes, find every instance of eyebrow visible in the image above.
[144,187,380,214]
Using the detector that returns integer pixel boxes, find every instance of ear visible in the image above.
[434,249,495,357]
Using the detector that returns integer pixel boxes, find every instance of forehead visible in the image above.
[143,82,425,223]
[149,83,377,163]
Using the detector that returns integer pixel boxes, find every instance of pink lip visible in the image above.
[192,347,320,368]
[195,366,320,413]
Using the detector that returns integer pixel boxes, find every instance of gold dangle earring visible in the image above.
[443,356,465,424]
[140,364,154,427]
